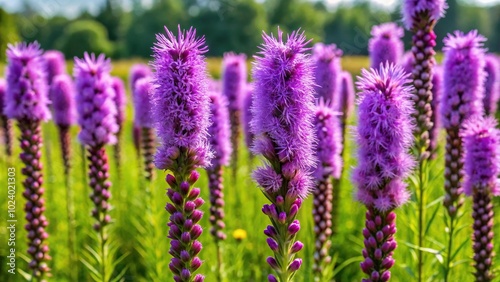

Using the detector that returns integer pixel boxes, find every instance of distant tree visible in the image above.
[0,8,20,62]
[95,0,124,41]
[191,0,268,56]
[490,5,500,52]
[56,20,114,58]
[31,16,70,51]
[125,0,187,57]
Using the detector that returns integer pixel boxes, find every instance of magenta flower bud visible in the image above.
[289,258,302,271]
[312,43,342,106]
[193,274,204,282]
[74,53,118,147]
[43,50,66,86]
[268,274,278,282]
[369,23,404,69]
[266,257,279,269]
[482,54,500,116]
[288,221,300,235]
[290,241,304,253]
[267,238,279,252]
[189,170,200,184]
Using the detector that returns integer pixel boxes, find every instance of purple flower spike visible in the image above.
[206,91,232,242]
[462,116,500,281]
[6,42,52,279]
[5,42,51,122]
[403,0,447,160]
[152,26,210,281]
[43,50,66,86]
[133,77,156,181]
[312,100,342,279]
[483,54,500,116]
[354,63,415,281]
[222,52,247,180]
[338,71,355,123]
[74,53,118,147]
[312,43,343,107]
[369,23,404,69]
[242,84,255,152]
[402,0,447,29]
[74,52,116,247]
[50,74,76,175]
[129,63,152,91]
[51,74,76,128]
[0,78,13,156]
[441,30,486,218]
[111,76,127,169]
[252,28,316,281]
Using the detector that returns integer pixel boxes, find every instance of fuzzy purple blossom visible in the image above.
[483,54,500,116]
[242,84,254,151]
[338,71,355,121]
[312,43,343,106]
[133,77,155,180]
[0,78,13,156]
[50,74,76,127]
[111,76,126,130]
[207,91,232,242]
[369,23,404,69]
[43,50,66,86]
[129,63,152,92]
[5,42,51,122]
[50,74,76,175]
[222,52,247,180]
[6,42,52,279]
[441,30,486,218]
[251,29,316,282]
[461,116,500,281]
[402,0,447,29]
[354,64,415,282]
[312,100,342,279]
[152,26,210,282]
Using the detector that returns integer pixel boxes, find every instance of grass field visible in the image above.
[0,56,496,281]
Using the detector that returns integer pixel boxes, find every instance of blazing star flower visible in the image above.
[354,63,415,282]
[133,77,155,181]
[50,74,76,175]
[312,43,343,107]
[74,52,117,236]
[251,28,316,281]
[242,84,254,152]
[129,63,152,92]
[483,54,500,116]
[403,0,447,160]
[152,26,210,282]
[369,23,404,69]
[6,41,52,278]
[311,100,342,279]
[43,50,66,86]
[462,116,500,281]
[441,30,486,217]
[0,78,13,156]
[206,91,232,241]
[222,52,247,180]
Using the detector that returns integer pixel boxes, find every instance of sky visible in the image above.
[0,0,498,18]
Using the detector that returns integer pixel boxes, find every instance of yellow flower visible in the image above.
[232,229,247,241]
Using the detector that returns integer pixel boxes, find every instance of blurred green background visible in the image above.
[0,0,499,61]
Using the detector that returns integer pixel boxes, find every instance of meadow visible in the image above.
[0,55,496,282]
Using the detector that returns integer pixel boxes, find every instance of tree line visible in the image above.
[0,0,499,61]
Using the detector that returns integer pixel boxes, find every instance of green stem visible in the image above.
[444,217,455,282]
[417,159,425,282]
[100,226,107,282]
[216,241,223,282]
[65,171,78,280]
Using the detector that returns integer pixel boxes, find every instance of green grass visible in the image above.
[0,57,497,282]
